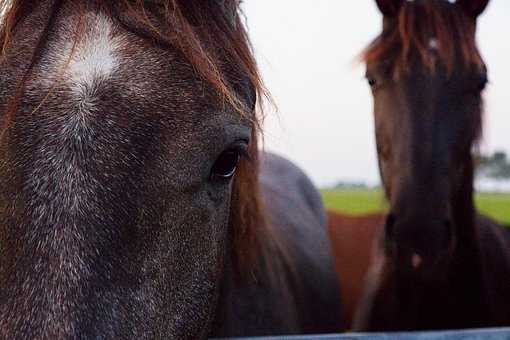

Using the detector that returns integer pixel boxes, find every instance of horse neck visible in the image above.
[451,154,478,251]
[449,153,487,300]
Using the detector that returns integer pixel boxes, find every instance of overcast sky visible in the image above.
[243,0,510,187]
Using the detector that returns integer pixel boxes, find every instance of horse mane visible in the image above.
[0,0,268,277]
[362,0,484,77]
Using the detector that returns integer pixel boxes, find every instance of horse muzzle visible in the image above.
[384,213,455,282]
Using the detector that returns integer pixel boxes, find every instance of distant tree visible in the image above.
[493,151,507,164]
[334,181,368,189]
[476,150,510,179]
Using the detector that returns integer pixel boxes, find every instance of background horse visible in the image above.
[0,1,341,338]
[350,0,510,331]
[328,211,384,329]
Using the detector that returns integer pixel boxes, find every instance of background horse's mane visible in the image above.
[362,0,484,76]
[0,0,268,276]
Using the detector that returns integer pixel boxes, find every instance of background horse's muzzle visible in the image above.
[384,212,455,282]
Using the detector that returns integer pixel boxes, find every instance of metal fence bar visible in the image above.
[221,327,510,340]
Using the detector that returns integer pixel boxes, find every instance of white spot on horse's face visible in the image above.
[65,14,125,101]
[412,253,423,269]
[429,38,439,50]
[69,25,114,85]
[29,12,127,113]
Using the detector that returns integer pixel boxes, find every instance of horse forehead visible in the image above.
[26,9,244,124]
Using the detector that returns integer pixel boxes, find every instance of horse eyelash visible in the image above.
[238,144,252,163]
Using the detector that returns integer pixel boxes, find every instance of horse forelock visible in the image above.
[0,0,268,279]
[362,0,485,77]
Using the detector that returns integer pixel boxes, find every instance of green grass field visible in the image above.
[322,189,510,225]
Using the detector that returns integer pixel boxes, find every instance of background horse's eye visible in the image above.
[477,76,488,92]
[367,77,377,87]
[471,72,488,92]
[211,148,244,180]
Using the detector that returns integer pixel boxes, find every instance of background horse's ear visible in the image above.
[375,0,404,17]
[457,0,490,17]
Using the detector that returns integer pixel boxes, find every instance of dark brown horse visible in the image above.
[350,0,510,331]
[0,1,341,338]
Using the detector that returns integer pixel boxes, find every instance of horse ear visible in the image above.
[375,0,404,17]
[457,0,490,17]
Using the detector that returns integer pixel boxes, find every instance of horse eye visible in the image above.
[367,76,377,87]
[474,72,488,92]
[210,149,242,180]
[477,77,488,91]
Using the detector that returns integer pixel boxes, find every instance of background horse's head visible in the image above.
[363,0,489,280]
[0,0,265,338]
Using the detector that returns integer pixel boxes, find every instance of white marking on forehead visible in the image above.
[69,18,115,85]
[29,12,128,112]
[65,13,125,100]
[429,38,439,51]
[24,12,130,135]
